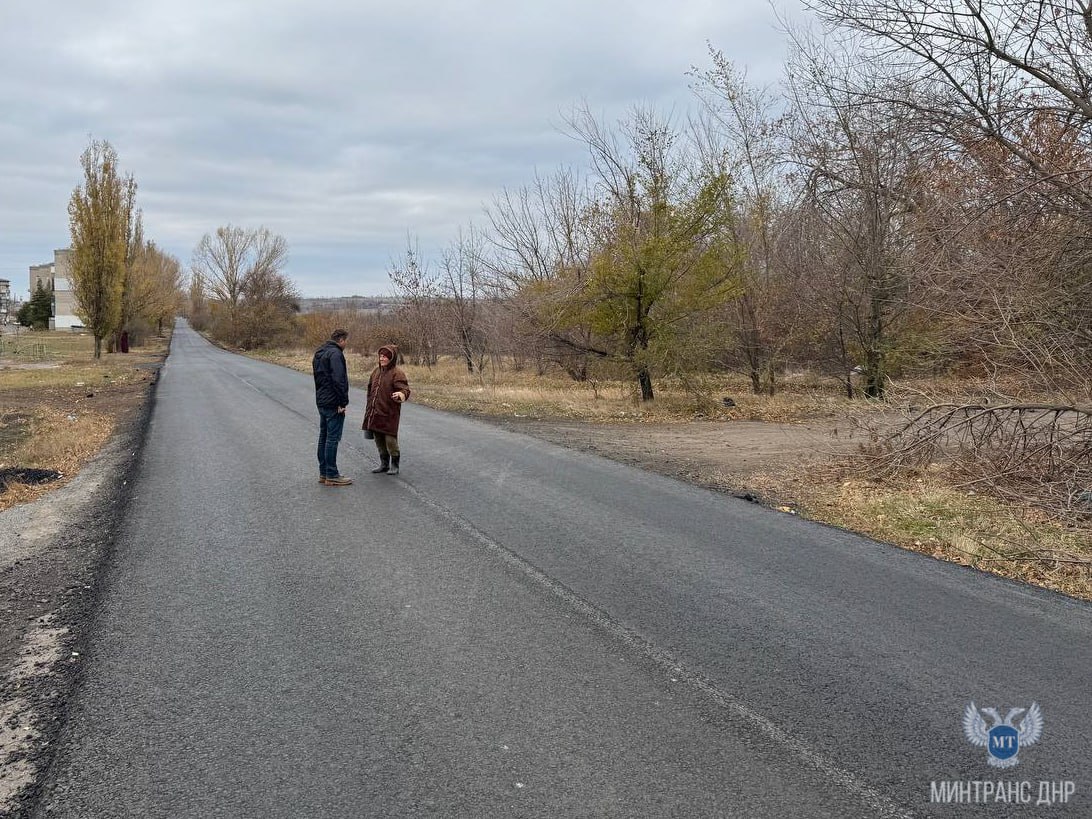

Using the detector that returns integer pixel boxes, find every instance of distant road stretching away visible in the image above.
[35,321,1091,817]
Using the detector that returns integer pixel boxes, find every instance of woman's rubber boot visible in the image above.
[387,455,400,476]
[371,454,390,474]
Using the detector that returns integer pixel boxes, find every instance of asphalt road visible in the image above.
[33,322,1091,817]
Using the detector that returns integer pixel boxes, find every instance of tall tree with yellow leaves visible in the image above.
[68,139,135,358]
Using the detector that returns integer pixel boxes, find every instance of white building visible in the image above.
[29,249,81,330]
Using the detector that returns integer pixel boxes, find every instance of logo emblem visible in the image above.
[963,702,1043,768]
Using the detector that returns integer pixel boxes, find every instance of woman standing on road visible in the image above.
[362,344,411,475]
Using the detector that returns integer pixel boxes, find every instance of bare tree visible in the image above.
[692,50,799,394]
[236,262,300,349]
[437,227,489,374]
[806,0,1092,213]
[191,226,250,342]
[388,236,440,366]
[806,0,1092,397]
[485,168,599,378]
[783,36,925,398]
[191,225,289,346]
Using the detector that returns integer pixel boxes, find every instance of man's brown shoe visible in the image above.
[325,475,353,486]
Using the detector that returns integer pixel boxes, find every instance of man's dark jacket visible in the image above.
[312,340,349,409]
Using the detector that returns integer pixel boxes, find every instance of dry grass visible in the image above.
[406,358,857,423]
[13,407,114,467]
[0,331,166,513]
[0,408,116,510]
[744,459,1092,600]
[0,362,152,390]
[0,327,96,359]
[257,350,857,423]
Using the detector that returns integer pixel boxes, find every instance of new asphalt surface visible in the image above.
[32,322,1092,817]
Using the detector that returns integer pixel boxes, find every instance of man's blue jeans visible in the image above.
[317,406,346,478]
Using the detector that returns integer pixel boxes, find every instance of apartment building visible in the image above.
[29,248,80,330]
[0,279,11,324]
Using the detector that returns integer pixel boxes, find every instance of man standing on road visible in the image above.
[313,329,353,486]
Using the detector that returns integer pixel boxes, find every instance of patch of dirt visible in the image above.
[0,433,143,817]
[488,416,865,495]
[0,413,31,455]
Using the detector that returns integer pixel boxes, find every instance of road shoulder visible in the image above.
[0,374,159,817]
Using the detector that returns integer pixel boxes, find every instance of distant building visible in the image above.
[29,249,80,330]
[0,279,10,324]
[296,295,402,314]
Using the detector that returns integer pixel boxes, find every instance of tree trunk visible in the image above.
[865,373,885,399]
[638,366,654,401]
[460,327,475,373]
[864,281,888,398]
[864,348,886,398]
[763,365,777,396]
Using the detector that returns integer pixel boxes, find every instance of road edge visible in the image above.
[0,347,167,819]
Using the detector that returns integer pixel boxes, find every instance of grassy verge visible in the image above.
[0,329,167,513]
[744,461,1092,601]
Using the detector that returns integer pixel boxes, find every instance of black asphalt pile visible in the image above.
[0,467,63,492]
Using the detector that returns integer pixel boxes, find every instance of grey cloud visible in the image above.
[0,0,804,297]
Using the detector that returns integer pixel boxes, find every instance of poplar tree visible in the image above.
[126,240,185,340]
[68,139,134,358]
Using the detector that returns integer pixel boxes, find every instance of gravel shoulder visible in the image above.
[0,373,158,818]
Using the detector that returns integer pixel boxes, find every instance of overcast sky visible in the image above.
[1,1,806,298]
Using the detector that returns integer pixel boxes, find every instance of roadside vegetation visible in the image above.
[0,328,167,512]
[253,348,855,423]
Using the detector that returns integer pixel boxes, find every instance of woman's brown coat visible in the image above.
[362,345,411,436]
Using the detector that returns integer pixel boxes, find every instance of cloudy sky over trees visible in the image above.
[0,0,803,297]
